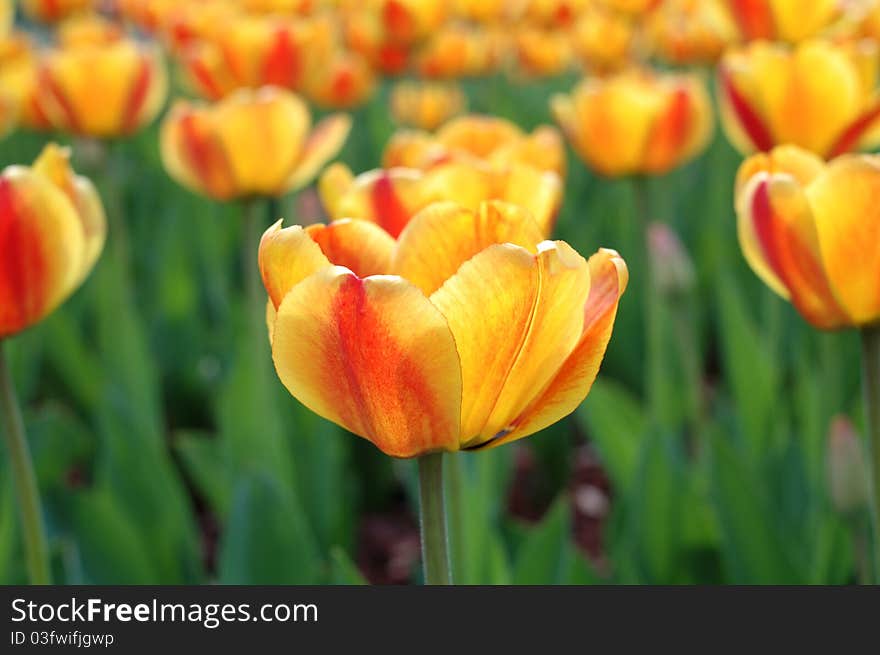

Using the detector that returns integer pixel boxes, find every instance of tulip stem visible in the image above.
[0,341,51,585]
[242,198,264,321]
[860,324,880,583]
[418,452,452,585]
[445,453,466,582]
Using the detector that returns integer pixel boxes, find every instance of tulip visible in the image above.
[513,26,573,78]
[319,158,562,237]
[597,0,663,15]
[722,0,840,42]
[160,86,351,201]
[552,69,713,177]
[384,114,566,179]
[646,0,737,65]
[56,14,125,49]
[302,49,376,109]
[20,0,94,23]
[0,143,105,585]
[570,5,637,75]
[523,0,589,26]
[413,24,506,79]
[37,38,168,137]
[1,0,11,39]
[260,199,627,457]
[0,90,14,138]
[0,34,54,131]
[718,39,880,157]
[390,81,466,131]
[453,0,518,23]
[734,145,880,330]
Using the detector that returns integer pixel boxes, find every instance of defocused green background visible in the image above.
[0,73,868,585]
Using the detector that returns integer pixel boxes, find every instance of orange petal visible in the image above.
[738,173,850,329]
[285,113,352,192]
[430,240,590,445]
[305,219,395,278]
[393,200,544,296]
[478,248,628,449]
[806,155,880,325]
[258,220,331,310]
[272,267,462,458]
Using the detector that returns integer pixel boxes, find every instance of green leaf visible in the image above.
[173,430,230,519]
[512,498,572,585]
[327,546,367,585]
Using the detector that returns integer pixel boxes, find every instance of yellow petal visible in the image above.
[285,113,352,192]
[806,155,880,325]
[393,200,545,296]
[479,248,628,449]
[258,220,331,310]
[305,219,395,278]
[430,240,590,445]
[272,267,462,458]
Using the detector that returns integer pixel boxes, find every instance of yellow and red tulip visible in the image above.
[523,0,589,27]
[734,144,880,329]
[1,0,11,39]
[56,14,125,49]
[552,68,713,177]
[597,0,663,16]
[0,143,105,338]
[160,86,351,201]
[718,39,880,157]
[37,37,168,137]
[319,157,563,237]
[570,5,637,75]
[722,0,840,43]
[302,48,376,109]
[259,199,627,457]
[453,0,520,23]
[390,81,466,131]
[413,24,507,79]
[383,114,566,179]
[0,34,54,132]
[0,91,15,139]
[20,0,94,23]
[513,25,573,78]
[646,0,737,65]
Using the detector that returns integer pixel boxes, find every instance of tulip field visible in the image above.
[1,0,880,589]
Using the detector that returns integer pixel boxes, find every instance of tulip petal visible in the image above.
[430,241,590,445]
[273,267,462,458]
[0,170,85,338]
[306,219,395,278]
[259,220,331,310]
[477,248,627,448]
[493,164,563,236]
[807,156,880,325]
[718,64,774,153]
[739,174,850,329]
[285,113,352,192]
[393,200,544,296]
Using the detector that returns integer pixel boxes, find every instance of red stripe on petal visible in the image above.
[371,173,411,238]
[39,67,82,134]
[729,0,776,40]
[263,29,301,89]
[122,58,152,134]
[827,102,880,158]
[720,66,774,152]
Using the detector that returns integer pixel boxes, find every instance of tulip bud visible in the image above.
[647,222,695,298]
[827,416,870,516]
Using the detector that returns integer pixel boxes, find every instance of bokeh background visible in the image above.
[0,0,874,585]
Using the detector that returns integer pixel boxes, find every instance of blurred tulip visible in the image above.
[523,0,588,26]
[0,34,53,131]
[570,5,637,75]
[384,114,566,178]
[37,38,168,137]
[454,0,521,23]
[160,86,351,201]
[513,25,573,77]
[260,199,627,457]
[180,13,335,101]
[390,81,466,131]
[718,39,880,157]
[827,416,870,515]
[56,14,125,48]
[647,222,695,297]
[0,91,15,139]
[303,48,376,109]
[1,0,11,39]
[238,0,314,13]
[0,143,106,338]
[646,0,737,65]
[722,0,840,42]
[155,0,241,54]
[552,69,713,177]
[598,0,663,16]
[413,24,507,79]
[20,0,94,23]
[734,145,880,329]
[320,157,562,237]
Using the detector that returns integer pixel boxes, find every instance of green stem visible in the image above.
[445,453,466,583]
[242,198,263,321]
[418,453,452,585]
[859,325,880,583]
[0,342,51,585]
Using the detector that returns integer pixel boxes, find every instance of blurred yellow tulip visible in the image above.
[56,14,125,48]
[390,81,466,130]
[0,143,105,338]
[513,25,573,77]
[570,5,637,75]
[0,33,54,131]
[37,38,168,137]
[735,145,880,329]
[721,0,840,43]
[552,69,713,176]
[160,86,351,201]
[718,39,880,157]
[260,200,627,457]
[646,0,737,65]
[20,0,94,23]
[1,0,11,39]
